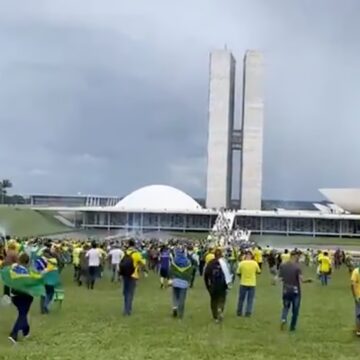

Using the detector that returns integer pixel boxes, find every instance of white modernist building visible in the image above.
[206,50,236,209]
[240,51,264,210]
[206,49,264,210]
[32,184,360,238]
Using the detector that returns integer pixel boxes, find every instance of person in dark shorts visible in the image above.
[279,250,312,332]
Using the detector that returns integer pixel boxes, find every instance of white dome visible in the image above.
[115,185,202,211]
[320,188,360,214]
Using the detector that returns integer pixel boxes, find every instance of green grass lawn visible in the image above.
[177,232,360,248]
[0,266,359,359]
[0,207,70,237]
[253,235,360,247]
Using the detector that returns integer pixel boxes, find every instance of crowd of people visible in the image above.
[0,234,359,345]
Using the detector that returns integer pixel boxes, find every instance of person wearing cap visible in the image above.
[279,250,312,332]
[236,250,261,317]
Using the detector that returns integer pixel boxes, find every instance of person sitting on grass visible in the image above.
[170,248,193,319]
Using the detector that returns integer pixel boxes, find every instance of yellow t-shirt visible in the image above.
[127,249,146,279]
[97,248,107,265]
[319,256,331,273]
[73,247,82,266]
[351,268,360,300]
[237,260,261,287]
[281,253,291,263]
[253,248,263,264]
[47,257,58,272]
[205,252,215,265]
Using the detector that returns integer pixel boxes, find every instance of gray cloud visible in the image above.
[0,0,359,201]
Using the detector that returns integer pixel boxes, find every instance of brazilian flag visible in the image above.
[0,265,45,297]
[34,257,61,288]
[43,268,61,287]
[170,261,193,282]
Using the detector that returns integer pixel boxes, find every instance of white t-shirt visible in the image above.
[86,248,101,267]
[109,248,124,265]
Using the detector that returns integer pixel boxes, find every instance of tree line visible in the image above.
[0,179,28,205]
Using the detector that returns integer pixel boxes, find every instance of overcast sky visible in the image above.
[0,0,359,201]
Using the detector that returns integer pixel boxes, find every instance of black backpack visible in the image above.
[119,251,135,277]
[208,261,226,293]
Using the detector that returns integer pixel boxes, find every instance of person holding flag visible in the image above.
[37,249,61,314]
[0,252,45,344]
[169,248,193,319]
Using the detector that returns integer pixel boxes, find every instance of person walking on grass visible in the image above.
[170,248,193,319]
[159,245,171,289]
[3,241,19,299]
[2,253,44,344]
[279,250,312,332]
[187,246,199,288]
[319,251,332,286]
[119,239,146,316]
[86,241,101,290]
[78,244,89,286]
[351,266,360,337]
[204,248,232,323]
[72,244,82,282]
[108,244,124,283]
[38,250,60,314]
[236,250,261,317]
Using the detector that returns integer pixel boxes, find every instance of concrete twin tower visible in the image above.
[206,50,264,210]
